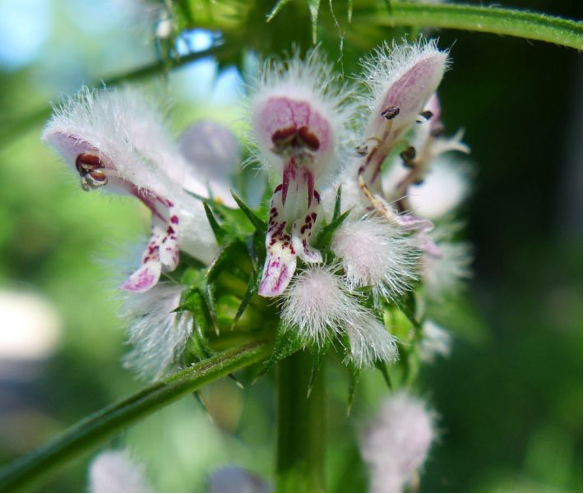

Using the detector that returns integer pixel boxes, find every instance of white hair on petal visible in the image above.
[344,313,399,368]
[246,47,358,187]
[121,283,192,380]
[281,266,364,346]
[360,392,436,493]
[358,38,450,113]
[331,215,420,301]
[88,450,152,493]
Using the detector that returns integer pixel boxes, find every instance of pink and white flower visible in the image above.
[249,49,355,297]
[42,87,217,293]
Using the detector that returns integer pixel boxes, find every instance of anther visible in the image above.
[381,105,400,120]
[419,110,434,121]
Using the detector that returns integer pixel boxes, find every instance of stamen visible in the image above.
[75,153,108,191]
[381,105,400,120]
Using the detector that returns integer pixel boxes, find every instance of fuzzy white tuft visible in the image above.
[331,216,420,300]
[422,238,472,300]
[247,48,357,187]
[121,283,192,380]
[345,313,399,368]
[88,450,152,493]
[360,392,436,493]
[419,320,452,363]
[281,266,363,345]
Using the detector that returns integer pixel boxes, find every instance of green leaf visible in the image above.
[347,0,353,22]
[307,0,321,44]
[314,208,352,250]
[333,186,342,221]
[375,361,393,390]
[307,341,330,397]
[255,324,304,380]
[0,342,271,492]
[355,2,583,50]
[203,201,228,245]
[231,192,267,233]
[347,362,360,416]
[266,0,292,22]
[231,269,261,329]
[394,291,421,331]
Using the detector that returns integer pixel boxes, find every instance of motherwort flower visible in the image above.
[281,266,398,367]
[354,40,449,196]
[249,49,354,297]
[360,392,436,493]
[331,215,419,301]
[42,87,217,293]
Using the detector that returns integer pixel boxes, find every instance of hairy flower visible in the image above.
[360,392,436,493]
[88,450,151,493]
[281,266,398,366]
[42,87,217,292]
[121,283,192,380]
[355,39,449,191]
[249,49,355,297]
[331,216,419,300]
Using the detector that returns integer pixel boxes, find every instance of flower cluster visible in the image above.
[42,37,472,379]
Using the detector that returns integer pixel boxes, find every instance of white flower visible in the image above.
[42,86,217,293]
[419,320,452,363]
[179,120,240,207]
[88,450,152,493]
[355,39,449,192]
[248,49,356,297]
[121,283,192,380]
[331,216,419,300]
[360,392,436,493]
[422,238,472,300]
[281,266,398,366]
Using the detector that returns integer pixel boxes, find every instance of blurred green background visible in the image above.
[0,0,581,492]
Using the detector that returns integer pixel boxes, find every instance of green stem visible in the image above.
[0,341,270,492]
[276,351,326,492]
[354,2,582,50]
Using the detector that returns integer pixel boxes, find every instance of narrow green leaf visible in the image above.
[307,341,330,397]
[375,361,393,390]
[333,186,342,221]
[203,201,228,245]
[347,363,360,416]
[347,0,353,22]
[231,269,260,329]
[314,208,352,250]
[394,291,421,331]
[231,192,267,233]
[266,0,292,22]
[0,342,271,492]
[307,0,321,44]
[255,325,304,381]
[356,2,583,50]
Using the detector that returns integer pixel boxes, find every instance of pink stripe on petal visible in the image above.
[121,261,162,293]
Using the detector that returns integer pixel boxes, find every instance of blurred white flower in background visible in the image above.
[0,289,62,361]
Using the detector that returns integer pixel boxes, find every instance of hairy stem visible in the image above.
[354,2,582,50]
[0,341,271,492]
[276,351,326,492]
